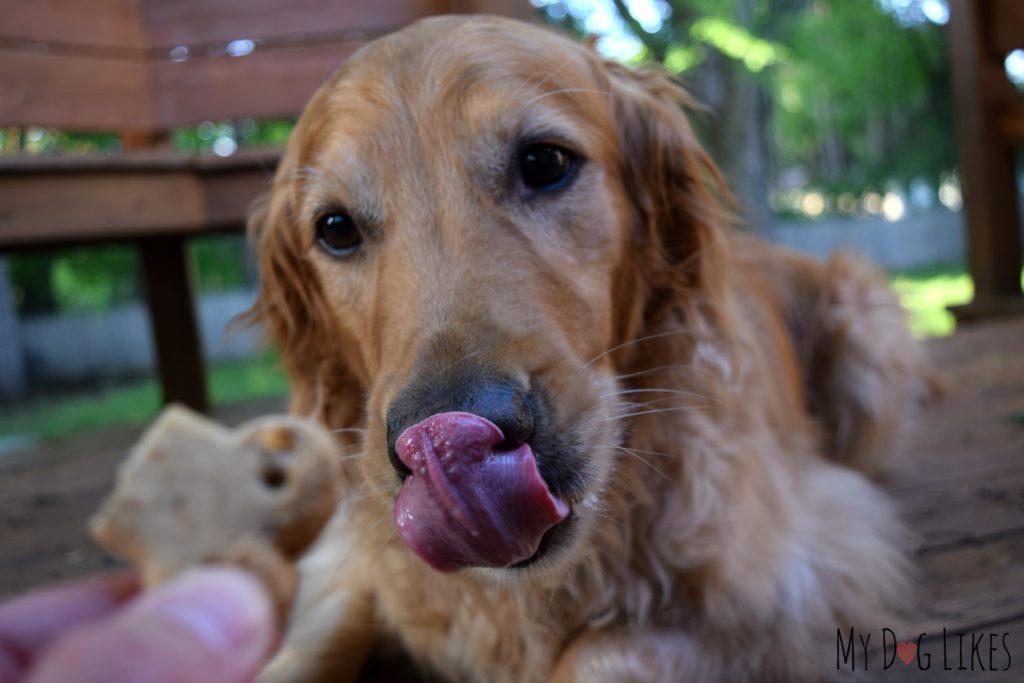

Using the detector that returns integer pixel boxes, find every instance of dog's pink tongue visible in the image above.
[394,411,568,572]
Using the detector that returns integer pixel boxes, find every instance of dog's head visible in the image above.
[251,15,729,578]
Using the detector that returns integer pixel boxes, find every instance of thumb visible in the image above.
[28,567,276,683]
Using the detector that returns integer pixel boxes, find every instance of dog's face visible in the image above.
[253,16,725,577]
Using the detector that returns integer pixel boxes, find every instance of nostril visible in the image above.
[386,375,535,476]
[471,381,534,450]
[493,408,534,451]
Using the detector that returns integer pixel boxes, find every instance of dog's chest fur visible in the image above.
[365,543,573,683]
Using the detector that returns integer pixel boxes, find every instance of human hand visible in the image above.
[0,567,276,683]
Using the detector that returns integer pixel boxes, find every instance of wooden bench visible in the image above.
[948,0,1024,320]
[0,0,531,411]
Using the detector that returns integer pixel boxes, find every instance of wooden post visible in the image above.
[139,235,209,411]
[0,257,26,400]
[947,0,1024,321]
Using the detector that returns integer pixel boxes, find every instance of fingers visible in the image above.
[0,572,139,680]
[27,567,276,683]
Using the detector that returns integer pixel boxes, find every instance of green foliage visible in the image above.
[770,1,953,189]
[9,235,254,315]
[886,263,1024,338]
[538,0,957,203]
[189,235,252,293]
[9,247,137,314]
[172,119,294,154]
[2,128,122,156]
[689,17,787,72]
[664,44,703,74]
[892,264,1022,338]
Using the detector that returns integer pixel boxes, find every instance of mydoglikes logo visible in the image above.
[837,627,1013,672]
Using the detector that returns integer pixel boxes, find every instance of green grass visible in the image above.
[0,351,287,440]
[890,263,973,338]
[890,264,1024,338]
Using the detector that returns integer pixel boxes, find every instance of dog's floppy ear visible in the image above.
[604,61,732,318]
[245,183,361,428]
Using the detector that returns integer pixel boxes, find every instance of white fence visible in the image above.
[19,290,264,387]
[761,209,964,271]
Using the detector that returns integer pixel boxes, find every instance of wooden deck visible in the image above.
[1,320,1022,680]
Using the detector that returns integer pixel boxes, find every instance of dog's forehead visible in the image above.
[290,17,615,209]
[313,18,602,133]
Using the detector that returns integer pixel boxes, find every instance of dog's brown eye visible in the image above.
[315,211,362,257]
[519,144,576,191]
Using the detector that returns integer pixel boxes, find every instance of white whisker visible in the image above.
[614,446,674,484]
[611,405,713,421]
[585,330,694,368]
[602,387,715,402]
[618,446,679,459]
[614,364,692,381]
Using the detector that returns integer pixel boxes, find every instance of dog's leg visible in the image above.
[806,252,936,475]
[550,630,746,683]
[258,589,376,683]
[257,513,378,683]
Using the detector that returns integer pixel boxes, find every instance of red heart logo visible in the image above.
[896,641,917,665]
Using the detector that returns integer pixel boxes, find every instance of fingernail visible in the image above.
[134,567,274,660]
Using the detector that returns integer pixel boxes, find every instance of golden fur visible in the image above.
[248,15,930,682]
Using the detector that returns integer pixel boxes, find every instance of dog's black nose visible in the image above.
[386,373,535,477]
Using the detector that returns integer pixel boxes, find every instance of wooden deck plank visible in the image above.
[898,458,1024,550]
[0,398,286,596]
[908,533,1024,635]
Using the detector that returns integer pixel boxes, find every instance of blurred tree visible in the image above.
[9,253,59,315]
[536,0,955,226]
[8,238,252,316]
[774,0,952,190]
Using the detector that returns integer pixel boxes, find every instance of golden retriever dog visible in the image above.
[248,15,929,682]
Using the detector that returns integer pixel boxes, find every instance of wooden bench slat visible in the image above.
[0,41,362,130]
[1,41,367,129]
[0,155,277,247]
[152,42,361,126]
[142,0,447,48]
[0,173,204,245]
[991,0,1024,56]
[0,0,148,51]
[0,50,153,130]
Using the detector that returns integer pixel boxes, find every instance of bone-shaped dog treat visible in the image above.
[90,405,340,620]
